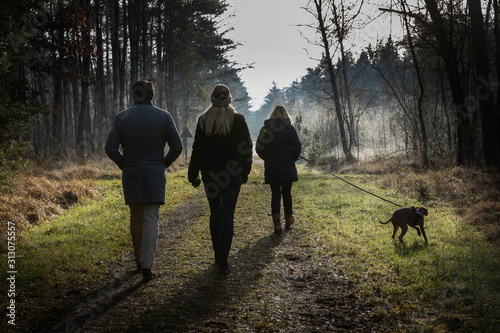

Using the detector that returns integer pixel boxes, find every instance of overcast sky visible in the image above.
[223,0,403,110]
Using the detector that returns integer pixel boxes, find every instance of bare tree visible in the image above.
[306,0,355,162]
[330,0,364,151]
[77,0,92,162]
[400,0,429,166]
[380,1,474,165]
[421,0,474,165]
[111,0,121,113]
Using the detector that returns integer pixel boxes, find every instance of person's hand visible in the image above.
[192,176,201,188]
[164,158,172,169]
[242,174,248,184]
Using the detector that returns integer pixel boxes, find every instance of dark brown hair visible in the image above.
[132,80,155,103]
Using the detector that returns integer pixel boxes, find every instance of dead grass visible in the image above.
[341,156,500,244]
[0,169,98,253]
[0,156,189,253]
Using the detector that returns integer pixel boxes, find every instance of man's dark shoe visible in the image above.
[142,268,155,282]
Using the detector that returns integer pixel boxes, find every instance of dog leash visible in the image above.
[299,156,404,208]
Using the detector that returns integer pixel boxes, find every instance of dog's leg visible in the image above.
[411,225,421,236]
[391,223,399,239]
[420,225,428,243]
[398,224,408,242]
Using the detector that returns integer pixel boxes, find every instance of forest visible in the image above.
[255,0,500,167]
[1,1,500,332]
[0,0,499,177]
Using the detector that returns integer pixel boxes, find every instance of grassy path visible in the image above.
[2,162,500,332]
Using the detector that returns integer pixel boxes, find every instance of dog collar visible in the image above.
[411,206,423,218]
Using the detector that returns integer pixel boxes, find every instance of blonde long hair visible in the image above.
[199,105,236,137]
[269,105,292,123]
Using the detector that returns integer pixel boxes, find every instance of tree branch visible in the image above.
[378,7,432,29]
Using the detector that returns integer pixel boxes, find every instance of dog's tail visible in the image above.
[378,219,391,225]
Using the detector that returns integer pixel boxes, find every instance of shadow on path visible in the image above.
[55,271,144,332]
[125,234,283,332]
[51,193,206,333]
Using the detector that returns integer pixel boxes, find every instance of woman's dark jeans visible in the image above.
[205,178,241,266]
[270,182,293,215]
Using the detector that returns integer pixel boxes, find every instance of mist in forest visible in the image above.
[0,0,498,172]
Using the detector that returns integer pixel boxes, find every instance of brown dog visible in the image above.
[379,207,429,243]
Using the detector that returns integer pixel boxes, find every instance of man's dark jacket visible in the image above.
[105,103,183,205]
[256,117,301,184]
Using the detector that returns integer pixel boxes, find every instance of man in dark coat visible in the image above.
[256,105,301,233]
[105,80,182,282]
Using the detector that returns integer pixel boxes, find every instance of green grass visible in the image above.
[1,165,499,332]
[293,165,500,332]
[0,171,196,312]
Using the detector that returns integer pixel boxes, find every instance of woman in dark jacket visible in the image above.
[188,84,252,274]
[256,105,301,233]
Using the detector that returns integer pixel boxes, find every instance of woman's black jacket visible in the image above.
[188,113,253,189]
[256,117,301,184]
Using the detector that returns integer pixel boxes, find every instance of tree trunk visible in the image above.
[72,67,80,152]
[156,2,164,107]
[120,0,128,109]
[128,0,138,86]
[402,0,429,166]
[166,23,178,126]
[469,0,498,166]
[141,1,148,79]
[95,0,107,145]
[313,0,355,163]
[77,0,91,163]
[441,77,453,152]
[111,0,121,114]
[494,0,500,165]
[424,0,473,165]
[332,0,358,150]
[52,20,65,151]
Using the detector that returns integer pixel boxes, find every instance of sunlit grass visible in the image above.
[1,163,499,332]
[12,179,126,301]
[0,170,198,309]
[294,165,500,331]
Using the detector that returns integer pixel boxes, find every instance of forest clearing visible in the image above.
[1,157,499,332]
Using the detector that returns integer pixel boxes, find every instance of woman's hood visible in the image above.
[264,117,291,132]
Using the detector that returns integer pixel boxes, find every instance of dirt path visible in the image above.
[47,190,383,333]
[53,193,207,333]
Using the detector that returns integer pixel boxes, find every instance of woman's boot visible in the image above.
[272,214,282,234]
[285,214,294,229]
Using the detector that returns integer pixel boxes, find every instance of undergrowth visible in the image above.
[294,165,500,332]
[341,155,500,244]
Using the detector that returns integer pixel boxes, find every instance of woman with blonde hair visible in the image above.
[188,84,252,274]
[256,105,301,233]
